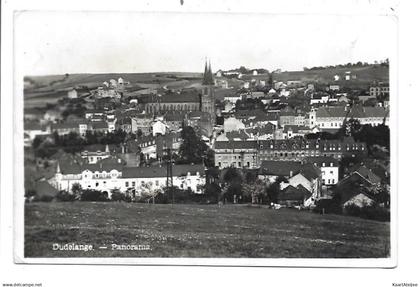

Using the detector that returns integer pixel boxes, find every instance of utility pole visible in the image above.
[165,147,174,204]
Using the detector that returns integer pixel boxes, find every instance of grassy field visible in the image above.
[25,202,390,258]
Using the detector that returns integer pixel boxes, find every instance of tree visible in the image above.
[178,126,210,165]
[223,167,242,185]
[353,124,390,151]
[32,136,43,149]
[265,178,281,203]
[267,73,274,88]
[136,129,143,139]
[71,183,83,200]
[337,118,361,138]
[138,183,162,204]
[242,179,266,204]
[204,183,221,203]
[136,146,146,166]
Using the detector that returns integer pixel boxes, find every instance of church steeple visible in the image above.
[203,59,214,85]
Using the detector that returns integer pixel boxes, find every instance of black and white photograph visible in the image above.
[4,0,420,286]
[13,9,398,264]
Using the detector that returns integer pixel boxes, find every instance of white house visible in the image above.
[152,119,168,136]
[306,157,339,185]
[109,79,118,87]
[310,94,330,105]
[309,106,347,130]
[80,145,111,164]
[329,85,340,91]
[280,89,290,97]
[68,89,78,99]
[50,162,206,195]
[224,95,242,104]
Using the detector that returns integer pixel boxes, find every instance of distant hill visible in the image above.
[24,72,203,92]
[240,65,389,86]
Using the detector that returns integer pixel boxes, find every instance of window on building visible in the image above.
[125,182,129,187]
[132,182,135,187]
[238,162,241,167]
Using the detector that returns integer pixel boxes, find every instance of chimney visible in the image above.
[289,170,293,178]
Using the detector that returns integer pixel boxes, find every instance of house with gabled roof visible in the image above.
[277,184,312,207]
[259,160,322,204]
[309,106,348,131]
[305,156,339,185]
[348,105,389,126]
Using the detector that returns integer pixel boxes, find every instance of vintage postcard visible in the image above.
[13,10,397,266]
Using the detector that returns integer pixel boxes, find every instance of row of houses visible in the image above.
[309,106,389,131]
[214,136,364,174]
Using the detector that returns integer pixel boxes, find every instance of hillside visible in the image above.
[25,202,390,258]
[25,72,203,92]
[241,65,389,86]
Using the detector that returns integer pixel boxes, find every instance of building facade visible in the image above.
[51,162,206,194]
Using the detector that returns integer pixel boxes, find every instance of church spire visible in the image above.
[203,58,214,85]
[204,58,208,75]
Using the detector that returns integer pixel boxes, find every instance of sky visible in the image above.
[15,11,396,76]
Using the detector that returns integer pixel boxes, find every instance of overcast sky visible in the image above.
[15,11,396,76]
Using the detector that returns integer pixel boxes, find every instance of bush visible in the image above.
[55,190,76,202]
[154,192,169,204]
[344,204,390,222]
[313,195,342,214]
[35,195,54,202]
[80,189,108,202]
[25,189,37,198]
[204,183,221,204]
[162,187,206,204]
[111,191,131,202]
